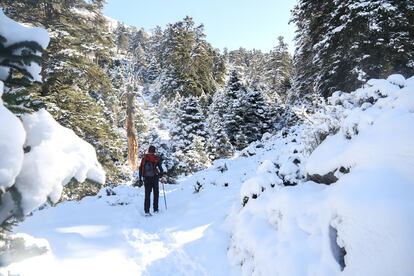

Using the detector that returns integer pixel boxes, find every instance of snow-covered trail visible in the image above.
[5,179,240,276]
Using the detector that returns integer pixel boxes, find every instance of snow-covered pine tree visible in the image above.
[115,23,129,53]
[0,36,43,87]
[171,96,207,151]
[320,0,414,96]
[228,48,249,78]
[146,56,161,83]
[222,70,248,149]
[289,0,330,103]
[198,92,212,116]
[292,0,414,98]
[129,27,149,80]
[2,1,125,185]
[238,85,275,144]
[265,36,293,102]
[206,90,234,160]
[212,49,226,86]
[155,16,223,99]
[207,122,234,160]
[144,26,163,84]
[220,71,276,150]
[171,96,209,174]
[183,135,211,173]
[0,32,45,113]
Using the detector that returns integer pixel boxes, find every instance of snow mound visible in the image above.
[0,81,26,190]
[307,75,414,179]
[0,102,105,222]
[14,109,106,215]
[228,75,414,275]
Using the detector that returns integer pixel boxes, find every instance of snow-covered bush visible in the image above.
[0,11,105,226]
[227,75,414,275]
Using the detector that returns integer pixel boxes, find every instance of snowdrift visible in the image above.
[0,89,106,223]
[226,74,414,275]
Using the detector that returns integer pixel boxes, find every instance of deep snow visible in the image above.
[2,176,241,276]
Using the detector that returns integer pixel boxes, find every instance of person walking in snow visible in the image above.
[139,145,163,216]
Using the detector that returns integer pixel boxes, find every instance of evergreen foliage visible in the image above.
[265,36,293,102]
[171,96,209,174]
[227,42,293,103]
[207,90,234,159]
[155,16,223,99]
[0,13,48,113]
[0,35,44,87]
[2,1,125,184]
[1,2,295,194]
[208,71,276,151]
[292,0,414,98]
[227,71,275,149]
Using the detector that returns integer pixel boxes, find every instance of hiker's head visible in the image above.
[148,145,156,154]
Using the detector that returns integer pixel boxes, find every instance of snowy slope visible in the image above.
[228,75,414,275]
[3,75,414,276]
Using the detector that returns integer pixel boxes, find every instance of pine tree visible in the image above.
[178,136,211,174]
[219,71,275,150]
[3,1,125,184]
[171,96,209,174]
[0,35,44,87]
[129,27,149,80]
[265,36,293,102]
[206,87,235,159]
[155,16,222,99]
[115,23,129,53]
[171,96,207,151]
[222,71,247,148]
[292,0,414,98]
[239,86,275,142]
[206,120,234,160]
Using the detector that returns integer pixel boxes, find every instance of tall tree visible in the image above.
[265,36,293,102]
[3,1,125,184]
[156,16,223,99]
[171,96,209,174]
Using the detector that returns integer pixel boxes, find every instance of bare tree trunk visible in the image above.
[126,89,138,171]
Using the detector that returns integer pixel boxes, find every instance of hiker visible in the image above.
[138,145,163,216]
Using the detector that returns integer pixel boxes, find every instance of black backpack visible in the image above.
[143,159,156,177]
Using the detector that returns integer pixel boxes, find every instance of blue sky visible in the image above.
[104,0,297,53]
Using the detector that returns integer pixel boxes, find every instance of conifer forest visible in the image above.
[0,1,414,275]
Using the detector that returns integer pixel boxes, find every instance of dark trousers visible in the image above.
[144,176,159,213]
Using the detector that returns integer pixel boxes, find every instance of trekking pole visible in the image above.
[162,181,168,210]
